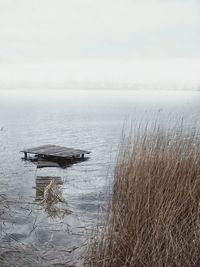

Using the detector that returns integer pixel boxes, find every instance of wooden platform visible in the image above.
[37,160,61,168]
[21,144,90,160]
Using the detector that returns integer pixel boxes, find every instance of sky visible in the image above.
[0,0,200,89]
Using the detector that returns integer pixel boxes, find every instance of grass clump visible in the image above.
[85,123,200,267]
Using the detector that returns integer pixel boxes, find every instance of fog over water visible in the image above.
[0,0,200,88]
[0,0,200,265]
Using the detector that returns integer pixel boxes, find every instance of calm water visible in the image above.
[0,89,200,266]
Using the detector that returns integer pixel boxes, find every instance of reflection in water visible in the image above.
[35,176,63,201]
[36,176,72,217]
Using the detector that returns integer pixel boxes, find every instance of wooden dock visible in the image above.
[21,144,90,166]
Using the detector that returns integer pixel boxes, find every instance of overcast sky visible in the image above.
[0,0,200,88]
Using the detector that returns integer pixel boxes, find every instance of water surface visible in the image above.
[0,89,199,266]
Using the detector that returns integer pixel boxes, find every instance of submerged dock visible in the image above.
[21,144,90,167]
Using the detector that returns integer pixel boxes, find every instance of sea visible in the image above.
[0,89,200,266]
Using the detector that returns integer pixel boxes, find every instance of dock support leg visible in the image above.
[81,154,84,159]
[24,152,28,160]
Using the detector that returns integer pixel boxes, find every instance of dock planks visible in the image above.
[21,144,90,159]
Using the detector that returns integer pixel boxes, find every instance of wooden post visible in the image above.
[24,152,28,160]
[81,154,84,159]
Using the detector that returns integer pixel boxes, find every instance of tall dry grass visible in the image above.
[85,123,200,267]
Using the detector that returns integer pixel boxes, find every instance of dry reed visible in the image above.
[85,123,200,267]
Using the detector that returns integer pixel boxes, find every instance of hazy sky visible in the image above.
[0,0,200,88]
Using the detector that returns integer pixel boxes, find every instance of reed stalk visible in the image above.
[85,123,200,267]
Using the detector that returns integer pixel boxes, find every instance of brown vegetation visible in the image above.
[85,123,200,267]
